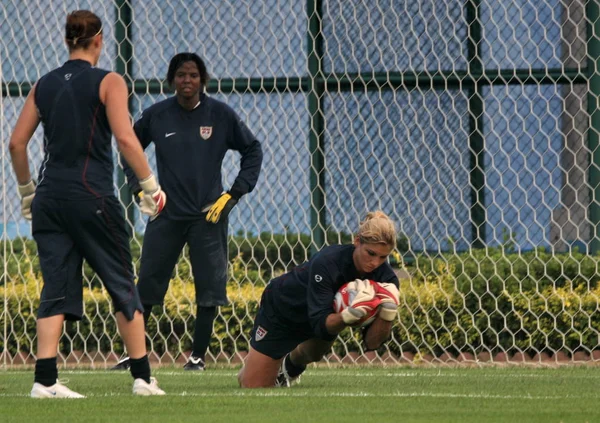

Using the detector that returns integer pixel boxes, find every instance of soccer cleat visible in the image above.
[31,380,85,398]
[183,356,205,371]
[132,377,166,396]
[274,360,301,388]
[110,357,131,370]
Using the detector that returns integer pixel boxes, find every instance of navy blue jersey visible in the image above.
[34,59,113,199]
[124,94,263,219]
[265,244,399,340]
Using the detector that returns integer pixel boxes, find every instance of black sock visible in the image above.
[142,304,153,328]
[191,306,216,359]
[285,354,306,378]
[129,355,151,383]
[34,357,58,387]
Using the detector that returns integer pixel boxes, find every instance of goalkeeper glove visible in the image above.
[18,180,36,220]
[373,281,400,322]
[205,192,238,224]
[138,174,167,220]
[340,279,382,326]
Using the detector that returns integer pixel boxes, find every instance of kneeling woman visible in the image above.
[238,211,400,388]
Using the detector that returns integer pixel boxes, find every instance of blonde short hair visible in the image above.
[356,211,396,247]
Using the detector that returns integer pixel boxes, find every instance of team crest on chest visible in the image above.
[199,126,212,140]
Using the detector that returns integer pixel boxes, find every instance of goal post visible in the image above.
[2,0,600,367]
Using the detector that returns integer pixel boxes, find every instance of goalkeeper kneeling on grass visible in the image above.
[238,211,400,388]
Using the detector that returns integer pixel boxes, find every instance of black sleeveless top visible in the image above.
[34,59,113,199]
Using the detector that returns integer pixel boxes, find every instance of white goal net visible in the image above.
[2,0,599,367]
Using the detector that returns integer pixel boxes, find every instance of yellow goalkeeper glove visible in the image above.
[206,192,238,224]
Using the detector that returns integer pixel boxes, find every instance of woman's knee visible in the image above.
[238,348,281,388]
[238,368,275,389]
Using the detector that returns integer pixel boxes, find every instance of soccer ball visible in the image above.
[333,282,378,328]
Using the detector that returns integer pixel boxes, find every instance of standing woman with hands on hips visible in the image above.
[111,52,263,372]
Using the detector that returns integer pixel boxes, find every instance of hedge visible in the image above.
[1,232,407,287]
[398,247,600,356]
[3,248,600,360]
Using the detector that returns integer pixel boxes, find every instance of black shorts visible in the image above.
[32,196,142,321]
[137,215,229,307]
[249,288,315,359]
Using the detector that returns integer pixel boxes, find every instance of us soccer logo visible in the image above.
[199,126,212,140]
[255,326,268,341]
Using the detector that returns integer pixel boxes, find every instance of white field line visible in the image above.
[0,391,597,400]
[2,369,600,379]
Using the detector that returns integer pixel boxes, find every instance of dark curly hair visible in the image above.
[166,52,210,88]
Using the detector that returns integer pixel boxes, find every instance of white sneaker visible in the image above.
[274,354,302,388]
[132,377,166,396]
[31,380,85,398]
[274,364,301,387]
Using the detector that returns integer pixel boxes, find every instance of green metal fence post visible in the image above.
[307,0,326,253]
[467,0,486,249]
[115,0,135,231]
[588,0,600,254]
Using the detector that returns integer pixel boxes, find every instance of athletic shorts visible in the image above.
[136,215,229,307]
[249,288,317,359]
[32,195,142,321]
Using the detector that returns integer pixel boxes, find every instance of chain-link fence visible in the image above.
[2,0,600,367]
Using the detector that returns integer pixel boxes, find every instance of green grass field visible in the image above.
[0,366,598,422]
